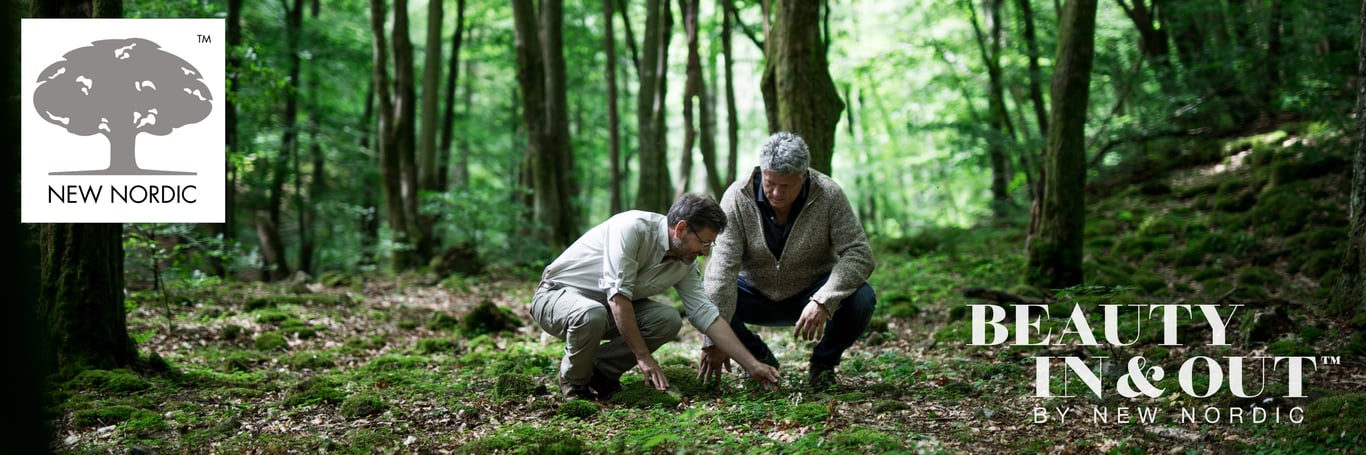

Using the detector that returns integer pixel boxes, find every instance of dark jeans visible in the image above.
[730,275,876,366]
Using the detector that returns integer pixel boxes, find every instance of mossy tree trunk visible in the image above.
[760,0,844,176]
[40,224,137,373]
[1331,0,1366,320]
[32,0,136,376]
[1026,0,1096,289]
[635,0,673,213]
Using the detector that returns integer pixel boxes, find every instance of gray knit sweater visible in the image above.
[704,167,875,321]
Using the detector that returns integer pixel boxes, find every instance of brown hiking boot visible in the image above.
[587,367,622,399]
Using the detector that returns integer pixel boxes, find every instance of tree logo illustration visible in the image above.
[33,38,213,175]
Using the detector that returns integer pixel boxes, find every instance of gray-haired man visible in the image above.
[533,193,781,399]
[701,132,878,391]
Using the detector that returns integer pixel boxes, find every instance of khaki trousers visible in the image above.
[531,285,683,386]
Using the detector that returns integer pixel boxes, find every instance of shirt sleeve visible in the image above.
[599,216,642,301]
[676,264,720,333]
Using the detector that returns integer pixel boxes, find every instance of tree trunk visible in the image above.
[701,20,722,198]
[760,0,843,176]
[371,0,414,269]
[605,0,623,213]
[440,0,468,191]
[393,0,429,266]
[1331,0,1366,319]
[677,0,705,198]
[721,0,740,183]
[541,0,579,247]
[265,0,303,281]
[360,81,380,268]
[513,0,561,248]
[419,0,442,195]
[635,0,673,213]
[1115,0,1174,94]
[1026,0,1096,288]
[968,0,1016,220]
[299,0,326,275]
[211,0,243,278]
[1018,0,1048,152]
[40,223,135,371]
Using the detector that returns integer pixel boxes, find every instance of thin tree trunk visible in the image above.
[721,0,740,183]
[216,0,244,278]
[394,0,427,267]
[635,0,673,213]
[1026,0,1096,288]
[360,81,380,268]
[701,17,722,198]
[968,0,1016,220]
[440,0,468,191]
[605,0,623,213]
[300,0,325,275]
[1018,0,1049,144]
[267,0,304,281]
[617,0,642,74]
[419,0,442,194]
[760,0,843,176]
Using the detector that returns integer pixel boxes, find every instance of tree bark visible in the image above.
[371,0,416,269]
[721,0,740,183]
[440,0,468,191]
[1331,0,1366,319]
[1026,0,1096,288]
[760,0,843,176]
[678,0,722,198]
[605,0,623,213]
[968,0,1016,220]
[635,0,673,213]
[263,0,304,281]
[542,0,579,246]
[419,0,443,195]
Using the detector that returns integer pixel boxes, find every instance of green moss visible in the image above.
[492,373,539,402]
[1213,191,1256,213]
[461,300,521,337]
[1085,219,1121,237]
[609,380,683,409]
[71,405,158,428]
[427,312,460,331]
[872,400,912,413]
[339,392,389,419]
[1249,190,1312,236]
[284,351,335,370]
[1288,227,1348,251]
[866,316,890,335]
[416,337,459,354]
[789,402,829,425]
[254,332,289,352]
[932,321,974,344]
[1236,266,1283,287]
[222,324,244,341]
[1112,235,1171,260]
[1279,393,1366,447]
[556,399,599,419]
[284,376,346,408]
[463,424,586,455]
[1267,339,1314,357]
[66,369,152,395]
[254,308,295,324]
[889,302,919,319]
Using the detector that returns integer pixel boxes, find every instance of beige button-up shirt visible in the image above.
[541,211,720,332]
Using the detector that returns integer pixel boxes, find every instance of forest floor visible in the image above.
[49,126,1366,454]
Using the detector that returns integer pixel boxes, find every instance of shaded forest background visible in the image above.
[4,0,1366,452]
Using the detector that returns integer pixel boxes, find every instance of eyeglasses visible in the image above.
[687,224,716,249]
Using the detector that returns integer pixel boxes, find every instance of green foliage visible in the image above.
[788,402,829,426]
[339,392,389,419]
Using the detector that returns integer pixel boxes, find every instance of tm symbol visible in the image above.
[1320,356,1341,366]
[197,34,212,44]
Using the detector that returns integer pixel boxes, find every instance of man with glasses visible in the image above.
[700,132,877,392]
[532,193,781,400]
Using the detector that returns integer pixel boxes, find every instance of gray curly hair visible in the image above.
[758,132,810,176]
